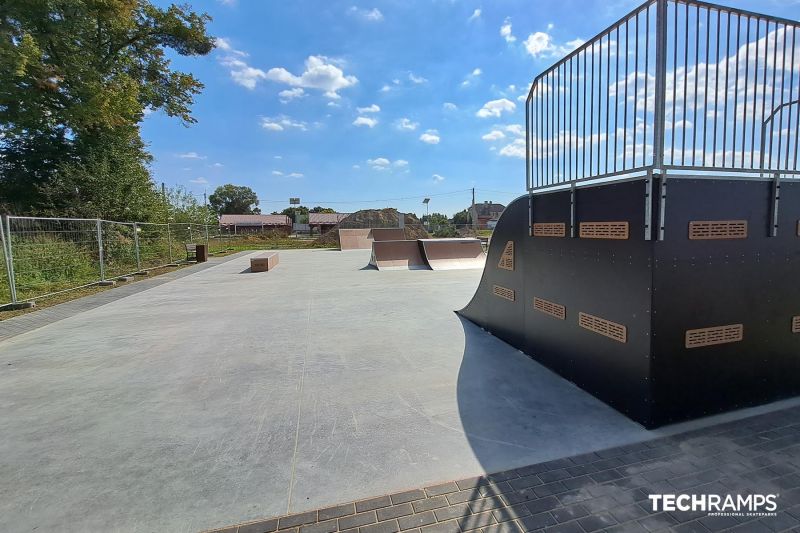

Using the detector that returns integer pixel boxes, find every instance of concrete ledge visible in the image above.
[95,280,116,287]
[250,252,279,272]
[133,271,149,276]
[117,276,135,282]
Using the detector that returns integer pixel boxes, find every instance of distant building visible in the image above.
[309,212,350,235]
[472,201,505,229]
[219,214,292,233]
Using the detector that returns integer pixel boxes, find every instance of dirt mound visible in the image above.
[314,209,429,247]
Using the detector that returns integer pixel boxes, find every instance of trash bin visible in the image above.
[195,243,208,263]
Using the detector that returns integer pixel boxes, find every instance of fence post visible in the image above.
[166,223,173,263]
[2,215,18,304]
[205,224,209,248]
[133,222,141,271]
[96,219,106,281]
[652,0,668,170]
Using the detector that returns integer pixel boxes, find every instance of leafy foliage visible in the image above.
[452,209,472,225]
[208,184,260,215]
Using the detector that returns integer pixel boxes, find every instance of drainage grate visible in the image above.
[498,241,514,271]
[533,297,566,320]
[685,324,744,348]
[793,316,800,334]
[493,285,515,302]
[578,312,627,343]
[579,222,629,240]
[688,220,748,240]
[532,223,567,237]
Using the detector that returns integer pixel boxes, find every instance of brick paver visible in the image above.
[205,405,800,533]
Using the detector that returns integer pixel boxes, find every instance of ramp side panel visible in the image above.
[371,228,406,241]
[419,239,487,270]
[370,240,430,270]
[339,229,373,250]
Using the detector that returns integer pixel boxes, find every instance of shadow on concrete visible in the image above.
[238,267,253,274]
[454,314,649,476]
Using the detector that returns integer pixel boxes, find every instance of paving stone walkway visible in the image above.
[206,404,800,533]
[0,252,251,342]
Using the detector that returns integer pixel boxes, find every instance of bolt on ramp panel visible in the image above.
[370,228,406,241]
[369,240,430,270]
[419,238,487,270]
[338,229,373,250]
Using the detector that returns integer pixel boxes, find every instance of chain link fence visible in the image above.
[0,216,239,307]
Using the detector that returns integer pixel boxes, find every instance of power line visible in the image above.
[253,189,474,205]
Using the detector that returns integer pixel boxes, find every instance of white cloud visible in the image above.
[482,130,506,141]
[352,164,361,169]
[272,170,284,176]
[190,177,209,184]
[380,84,392,93]
[468,9,481,22]
[476,98,516,118]
[408,72,427,84]
[419,129,440,144]
[274,155,282,159]
[212,162,224,168]
[215,37,246,56]
[394,159,409,168]
[287,172,304,178]
[395,118,419,131]
[505,124,524,137]
[260,116,308,131]
[220,56,267,90]
[500,138,526,158]
[432,174,446,183]
[524,31,584,59]
[177,152,206,159]
[461,68,482,88]
[443,102,457,111]
[279,88,306,103]
[367,157,391,169]
[353,116,378,128]
[348,6,383,21]
[500,18,516,43]
[357,104,381,113]
[266,55,358,99]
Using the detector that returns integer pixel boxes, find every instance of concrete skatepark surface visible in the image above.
[1,249,795,532]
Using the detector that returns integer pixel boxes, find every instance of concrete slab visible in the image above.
[1,248,795,532]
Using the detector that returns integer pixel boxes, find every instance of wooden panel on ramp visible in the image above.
[370,228,406,241]
[419,238,487,270]
[338,229,373,250]
[369,240,430,270]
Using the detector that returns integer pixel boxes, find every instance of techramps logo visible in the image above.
[648,493,779,517]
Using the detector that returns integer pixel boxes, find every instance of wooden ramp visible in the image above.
[338,229,373,250]
[369,240,430,270]
[370,228,406,241]
[419,238,486,270]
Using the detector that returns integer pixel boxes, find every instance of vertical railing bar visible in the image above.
[692,5,700,165]
[769,20,779,169]
[615,25,620,173]
[133,222,141,271]
[623,20,629,170]
[606,32,611,171]
[712,9,721,167]
[568,58,573,180]
[633,13,640,168]
[681,2,688,166]
[583,48,587,178]
[653,0,668,170]
[4,216,17,304]
[590,41,595,177]
[792,27,799,171]
[722,12,731,167]
[741,17,750,167]
[96,219,105,282]
[784,27,795,171]
[752,18,762,168]
[561,64,566,181]
[776,24,788,171]
[555,67,560,183]
[760,20,770,169]
[734,15,743,167]
[703,8,711,166]
[644,6,650,166]
[670,0,678,165]
[552,69,556,184]
[598,34,604,176]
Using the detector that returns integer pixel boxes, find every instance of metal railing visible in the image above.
[0,217,237,307]
[526,0,800,191]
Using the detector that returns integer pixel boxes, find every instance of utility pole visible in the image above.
[471,187,477,230]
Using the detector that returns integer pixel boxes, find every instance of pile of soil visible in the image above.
[314,209,429,246]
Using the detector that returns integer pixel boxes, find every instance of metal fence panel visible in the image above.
[101,220,139,279]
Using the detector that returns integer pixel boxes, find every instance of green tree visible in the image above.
[164,185,215,223]
[281,206,309,223]
[209,184,260,214]
[310,206,336,213]
[0,0,214,215]
[452,209,472,226]
[422,212,449,227]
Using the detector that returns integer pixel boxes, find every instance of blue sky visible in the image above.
[142,0,798,217]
